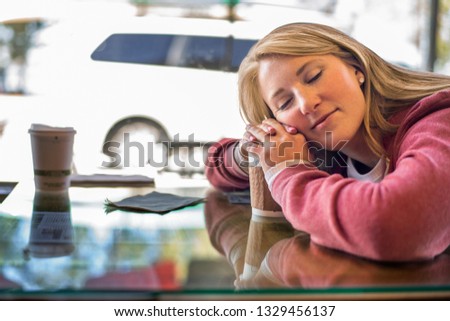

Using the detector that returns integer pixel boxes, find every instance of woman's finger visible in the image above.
[262,118,298,135]
[261,118,284,131]
[246,124,270,141]
[284,125,298,134]
[246,143,263,156]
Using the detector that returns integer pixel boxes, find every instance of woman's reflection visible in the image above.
[238,235,450,289]
[24,190,75,259]
[205,189,450,290]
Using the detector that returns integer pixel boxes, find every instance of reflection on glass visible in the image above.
[24,190,74,259]
[241,210,294,281]
[241,166,295,281]
[204,189,252,279]
[205,189,450,291]
[238,234,450,290]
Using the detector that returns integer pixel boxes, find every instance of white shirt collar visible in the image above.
[347,156,389,182]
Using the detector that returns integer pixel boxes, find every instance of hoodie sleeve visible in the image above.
[205,138,250,191]
[271,106,450,262]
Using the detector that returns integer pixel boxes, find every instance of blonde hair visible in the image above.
[238,23,450,157]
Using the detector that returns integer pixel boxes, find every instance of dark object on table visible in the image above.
[104,191,205,214]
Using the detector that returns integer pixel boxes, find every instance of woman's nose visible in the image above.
[295,90,320,115]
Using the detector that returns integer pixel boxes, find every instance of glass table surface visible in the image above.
[0,180,449,300]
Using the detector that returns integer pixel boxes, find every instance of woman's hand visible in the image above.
[243,119,311,172]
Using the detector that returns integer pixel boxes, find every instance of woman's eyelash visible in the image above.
[307,70,322,83]
[277,69,322,112]
[279,98,292,110]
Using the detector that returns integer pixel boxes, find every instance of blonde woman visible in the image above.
[206,23,450,262]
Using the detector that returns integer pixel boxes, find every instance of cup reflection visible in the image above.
[25,190,75,259]
[204,189,252,279]
[241,211,295,281]
[241,166,295,280]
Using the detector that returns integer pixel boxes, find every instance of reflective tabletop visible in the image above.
[0,178,449,300]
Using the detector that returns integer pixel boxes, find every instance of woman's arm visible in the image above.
[205,138,250,191]
[271,108,450,261]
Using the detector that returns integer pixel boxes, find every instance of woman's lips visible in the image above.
[311,109,338,130]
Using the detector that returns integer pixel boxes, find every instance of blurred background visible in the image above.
[0,0,449,182]
[0,0,450,295]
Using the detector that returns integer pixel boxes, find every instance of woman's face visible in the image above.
[258,54,366,150]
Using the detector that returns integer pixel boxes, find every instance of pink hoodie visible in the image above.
[206,90,450,261]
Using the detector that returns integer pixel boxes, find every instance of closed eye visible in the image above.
[307,70,322,84]
[279,98,293,111]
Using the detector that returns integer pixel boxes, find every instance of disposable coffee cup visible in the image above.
[29,124,76,191]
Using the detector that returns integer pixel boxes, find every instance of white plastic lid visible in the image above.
[29,123,76,134]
